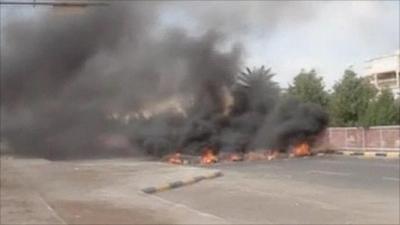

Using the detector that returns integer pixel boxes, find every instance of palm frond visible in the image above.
[236,66,275,88]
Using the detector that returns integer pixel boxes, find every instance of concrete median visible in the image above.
[142,171,223,194]
[334,151,399,158]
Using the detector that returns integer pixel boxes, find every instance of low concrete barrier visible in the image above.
[142,171,223,194]
[334,151,399,158]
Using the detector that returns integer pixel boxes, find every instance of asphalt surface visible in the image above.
[1,154,399,224]
[213,155,399,194]
[158,155,399,224]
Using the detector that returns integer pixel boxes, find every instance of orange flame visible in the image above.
[200,148,218,165]
[293,141,310,156]
[168,153,183,164]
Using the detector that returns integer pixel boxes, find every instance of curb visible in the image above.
[142,171,223,194]
[333,151,399,158]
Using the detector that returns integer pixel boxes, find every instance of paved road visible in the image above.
[1,155,399,224]
[158,155,399,224]
[214,155,399,194]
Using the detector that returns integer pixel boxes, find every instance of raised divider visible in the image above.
[331,151,399,158]
[142,171,223,194]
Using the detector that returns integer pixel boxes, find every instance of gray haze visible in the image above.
[1,1,328,159]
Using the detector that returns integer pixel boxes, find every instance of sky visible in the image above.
[159,1,399,89]
[1,1,399,90]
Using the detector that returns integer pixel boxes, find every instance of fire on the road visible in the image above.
[200,148,218,165]
[168,153,183,164]
[292,141,311,157]
[166,143,313,165]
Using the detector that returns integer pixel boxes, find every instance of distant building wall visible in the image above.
[364,50,400,98]
[322,126,400,152]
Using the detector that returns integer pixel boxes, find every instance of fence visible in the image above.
[321,125,400,152]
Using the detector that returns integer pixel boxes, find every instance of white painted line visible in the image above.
[382,176,400,181]
[34,192,67,224]
[13,166,67,224]
[307,170,351,176]
[221,184,339,212]
[147,194,229,223]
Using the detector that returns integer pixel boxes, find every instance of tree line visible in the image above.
[287,68,400,127]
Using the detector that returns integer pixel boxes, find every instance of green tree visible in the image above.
[361,89,400,126]
[329,69,377,126]
[288,69,329,107]
[232,66,280,115]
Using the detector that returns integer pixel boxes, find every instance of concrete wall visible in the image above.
[322,126,400,152]
[364,51,400,98]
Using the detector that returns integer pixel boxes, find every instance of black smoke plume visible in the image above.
[1,2,327,159]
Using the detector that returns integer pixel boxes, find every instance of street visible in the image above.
[1,155,399,224]
[1,1,399,224]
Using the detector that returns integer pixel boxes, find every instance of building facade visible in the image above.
[364,50,400,98]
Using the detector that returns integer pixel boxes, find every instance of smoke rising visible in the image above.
[1,2,327,159]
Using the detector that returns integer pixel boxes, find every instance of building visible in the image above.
[364,50,400,98]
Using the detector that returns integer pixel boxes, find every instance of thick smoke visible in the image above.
[1,2,160,158]
[1,2,327,159]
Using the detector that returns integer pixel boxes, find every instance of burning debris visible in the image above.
[167,152,184,165]
[1,2,328,160]
[200,147,218,165]
[292,141,311,157]
[164,149,288,166]
[160,65,328,165]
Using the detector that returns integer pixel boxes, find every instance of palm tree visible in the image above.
[231,66,280,115]
[236,66,276,88]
